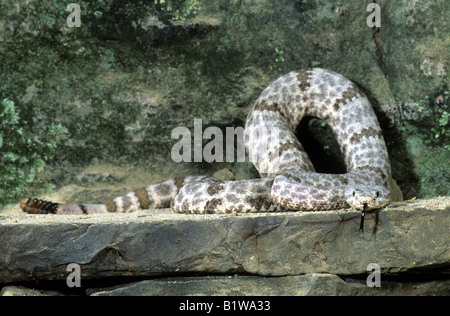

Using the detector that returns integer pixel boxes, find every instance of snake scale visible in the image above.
[21,68,392,226]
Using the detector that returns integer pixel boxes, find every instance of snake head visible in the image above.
[344,185,390,210]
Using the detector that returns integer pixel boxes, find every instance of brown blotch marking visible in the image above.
[234,204,244,213]
[343,83,362,100]
[333,83,363,111]
[296,69,313,92]
[248,196,272,210]
[207,183,225,196]
[134,188,152,209]
[333,99,342,111]
[253,99,280,112]
[264,200,274,210]
[277,141,305,155]
[106,201,117,213]
[205,198,222,213]
[349,128,383,144]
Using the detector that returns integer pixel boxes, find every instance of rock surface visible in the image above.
[0,286,64,297]
[89,274,449,296]
[0,197,448,296]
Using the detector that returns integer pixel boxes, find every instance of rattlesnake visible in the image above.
[21,68,392,230]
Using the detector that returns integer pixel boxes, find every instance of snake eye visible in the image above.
[352,191,356,197]
[375,191,380,197]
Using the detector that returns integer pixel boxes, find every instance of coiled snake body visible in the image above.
[21,69,392,227]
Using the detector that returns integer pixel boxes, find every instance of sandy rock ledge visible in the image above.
[0,197,449,296]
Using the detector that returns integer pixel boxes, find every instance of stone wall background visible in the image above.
[0,0,448,207]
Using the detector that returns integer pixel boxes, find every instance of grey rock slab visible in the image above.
[0,285,64,296]
[0,197,449,283]
[90,274,450,296]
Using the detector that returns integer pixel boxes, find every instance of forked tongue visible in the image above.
[359,203,368,233]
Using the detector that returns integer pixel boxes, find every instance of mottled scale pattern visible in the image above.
[21,68,391,215]
[173,178,284,214]
[106,176,218,213]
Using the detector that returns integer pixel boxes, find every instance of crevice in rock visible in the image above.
[340,268,450,284]
[371,1,388,80]
[2,269,449,296]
